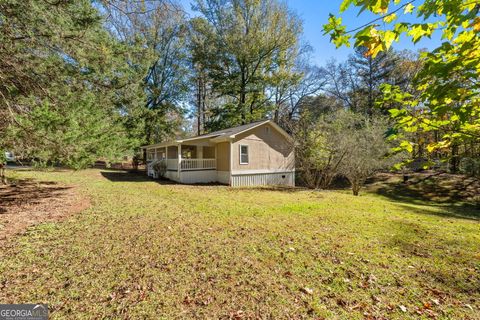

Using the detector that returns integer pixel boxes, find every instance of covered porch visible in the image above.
[145,141,218,183]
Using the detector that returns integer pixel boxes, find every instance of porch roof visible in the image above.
[142,120,273,150]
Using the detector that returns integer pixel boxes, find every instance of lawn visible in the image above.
[0,169,479,319]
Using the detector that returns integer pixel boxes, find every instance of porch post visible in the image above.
[177,144,181,178]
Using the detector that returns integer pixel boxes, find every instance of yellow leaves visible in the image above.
[408,24,435,43]
[354,26,398,57]
[404,3,414,14]
[471,17,480,32]
[442,28,455,41]
[426,144,436,153]
[368,0,390,14]
[363,27,384,57]
[463,0,479,11]
[383,13,397,23]
[369,26,379,37]
[340,0,353,13]
[400,141,414,153]
[427,140,451,153]
[383,30,397,50]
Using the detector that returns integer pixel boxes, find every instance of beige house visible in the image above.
[142,120,295,187]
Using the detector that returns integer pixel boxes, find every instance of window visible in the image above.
[147,150,155,161]
[240,145,249,164]
[265,126,270,134]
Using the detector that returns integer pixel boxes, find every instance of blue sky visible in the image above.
[180,0,441,65]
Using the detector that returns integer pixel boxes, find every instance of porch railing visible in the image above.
[149,158,217,171]
[180,158,216,170]
[166,159,178,170]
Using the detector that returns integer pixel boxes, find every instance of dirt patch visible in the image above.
[0,179,89,246]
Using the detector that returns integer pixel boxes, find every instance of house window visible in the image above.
[147,150,155,161]
[240,145,249,165]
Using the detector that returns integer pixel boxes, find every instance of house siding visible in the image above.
[231,171,295,187]
[231,123,294,172]
[203,146,215,158]
[216,142,230,171]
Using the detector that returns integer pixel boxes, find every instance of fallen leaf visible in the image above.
[368,274,377,283]
[300,287,313,295]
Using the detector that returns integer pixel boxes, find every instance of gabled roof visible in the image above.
[142,120,291,149]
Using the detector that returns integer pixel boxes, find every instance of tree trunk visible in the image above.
[239,67,247,124]
[351,180,360,196]
[274,108,279,124]
[201,77,206,133]
[196,76,202,136]
[352,186,359,196]
[450,143,459,173]
[0,165,7,185]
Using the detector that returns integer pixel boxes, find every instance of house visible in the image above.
[142,120,295,187]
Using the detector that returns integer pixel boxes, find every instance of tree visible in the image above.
[102,0,190,144]
[293,107,399,194]
[0,0,138,168]
[273,59,328,127]
[337,113,397,196]
[0,150,6,185]
[188,17,218,135]
[292,109,349,189]
[323,59,362,112]
[348,47,399,115]
[323,48,400,116]
[324,0,480,160]
[6,93,132,169]
[192,0,303,129]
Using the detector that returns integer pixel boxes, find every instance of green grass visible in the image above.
[1,169,479,319]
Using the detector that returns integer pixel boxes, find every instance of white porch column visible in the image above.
[177,144,181,178]
[198,146,203,159]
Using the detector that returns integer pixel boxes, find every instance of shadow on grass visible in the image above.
[0,179,72,213]
[100,171,309,191]
[383,219,480,295]
[100,171,177,184]
[100,170,228,187]
[368,172,480,221]
[395,203,480,221]
[372,172,479,204]
[231,186,307,193]
[100,170,148,182]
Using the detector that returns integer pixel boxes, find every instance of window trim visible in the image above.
[239,144,249,165]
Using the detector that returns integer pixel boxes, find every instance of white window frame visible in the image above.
[239,144,249,165]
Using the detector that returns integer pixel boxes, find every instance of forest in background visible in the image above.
[1,0,479,192]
